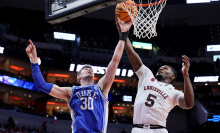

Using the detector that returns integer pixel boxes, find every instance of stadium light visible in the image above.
[187,0,210,4]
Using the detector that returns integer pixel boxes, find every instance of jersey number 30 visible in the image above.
[145,94,157,107]
[80,97,94,110]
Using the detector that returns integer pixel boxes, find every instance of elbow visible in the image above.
[185,101,194,109]
[35,82,45,90]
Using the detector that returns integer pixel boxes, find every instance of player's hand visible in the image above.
[181,55,190,76]
[115,16,122,35]
[117,18,133,33]
[26,39,38,63]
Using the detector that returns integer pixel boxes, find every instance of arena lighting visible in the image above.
[54,32,76,41]
[194,76,219,82]
[132,41,152,50]
[113,79,126,83]
[10,65,24,71]
[69,64,75,71]
[187,0,210,4]
[112,107,126,110]
[0,46,4,54]
[69,64,134,77]
[123,95,132,102]
[207,45,220,51]
[9,96,23,100]
[47,102,67,105]
[208,115,220,122]
[48,73,70,78]
[213,55,220,61]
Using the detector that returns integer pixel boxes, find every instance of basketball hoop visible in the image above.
[121,0,167,39]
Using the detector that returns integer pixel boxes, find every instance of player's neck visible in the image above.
[80,79,94,87]
[156,76,170,84]
[159,79,170,84]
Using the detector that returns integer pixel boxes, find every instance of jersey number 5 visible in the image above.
[80,97,94,110]
[145,94,157,107]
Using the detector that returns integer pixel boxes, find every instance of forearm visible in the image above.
[183,75,194,108]
[100,40,125,97]
[112,40,125,64]
[32,63,53,94]
[125,38,143,72]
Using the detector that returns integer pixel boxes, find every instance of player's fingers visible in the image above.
[182,55,189,62]
[115,16,118,22]
[26,47,30,52]
[184,55,190,61]
[126,20,133,25]
[182,63,184,68]
[27,44,32,50]
[182,59,188,66]
[29,39,34,47]
[117,18,124,25]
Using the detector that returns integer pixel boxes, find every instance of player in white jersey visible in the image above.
[26,19,132,133]
[116,18,194,133]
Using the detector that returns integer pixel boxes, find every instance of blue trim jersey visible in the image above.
[68,83,109,133]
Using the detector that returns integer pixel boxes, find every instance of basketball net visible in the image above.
[121,0,167,39]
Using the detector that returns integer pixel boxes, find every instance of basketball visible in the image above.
[115,0,137,22]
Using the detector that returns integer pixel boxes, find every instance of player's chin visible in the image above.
[155,74,162,80]
[86,75,94,79]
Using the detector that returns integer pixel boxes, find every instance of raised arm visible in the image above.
[115,17,143,72]
[179,55,194,109]
[26,40,71,101]
[98,20,132,99]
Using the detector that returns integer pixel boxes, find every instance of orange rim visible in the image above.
[124,0,166,7]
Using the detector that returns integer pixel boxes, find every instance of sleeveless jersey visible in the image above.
[68,83,109,133]
[133,65,184,127]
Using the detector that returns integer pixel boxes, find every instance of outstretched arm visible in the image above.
[179,55,194,109]
[26,40,71,101]
[98,20,133,99]
[115,17,143,72]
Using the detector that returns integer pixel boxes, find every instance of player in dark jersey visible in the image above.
[26,19,132,133]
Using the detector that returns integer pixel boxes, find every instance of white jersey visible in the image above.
[133,65,184,127]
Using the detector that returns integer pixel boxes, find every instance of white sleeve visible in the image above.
[135,64,154,79]
[172,89,184,106]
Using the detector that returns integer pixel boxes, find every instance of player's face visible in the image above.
[156,66,173,79]
[80,67,94,79]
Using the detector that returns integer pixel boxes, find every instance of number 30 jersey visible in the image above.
[133,65,184,127]
[68,83,109,133]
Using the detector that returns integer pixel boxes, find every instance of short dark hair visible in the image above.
[165,65,177,84]
[77,64,93,83]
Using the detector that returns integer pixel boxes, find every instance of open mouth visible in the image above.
[158,71,163,74]
[88,72,92,75]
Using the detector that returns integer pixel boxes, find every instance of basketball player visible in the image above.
[26,20,132,133]
[116,18,194,133]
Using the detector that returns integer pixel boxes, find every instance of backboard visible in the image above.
[45,0,125,24]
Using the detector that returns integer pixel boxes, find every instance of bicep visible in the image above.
[49,85,72,101]
[125,39,143,72]
[98,61,117,97]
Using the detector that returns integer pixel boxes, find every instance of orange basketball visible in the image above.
[115,0,137,22]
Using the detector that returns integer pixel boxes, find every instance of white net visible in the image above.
[121,0,167,39]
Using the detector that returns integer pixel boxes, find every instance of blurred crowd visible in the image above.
[0,116,54,133]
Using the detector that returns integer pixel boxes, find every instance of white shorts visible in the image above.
[131,127,168,133]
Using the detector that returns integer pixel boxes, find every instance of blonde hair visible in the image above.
[77,64,93,84]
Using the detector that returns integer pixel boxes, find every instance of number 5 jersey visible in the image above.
[134,65,184,127]
[68,83,109,133]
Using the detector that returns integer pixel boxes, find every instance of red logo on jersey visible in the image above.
[151,78,155,82]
